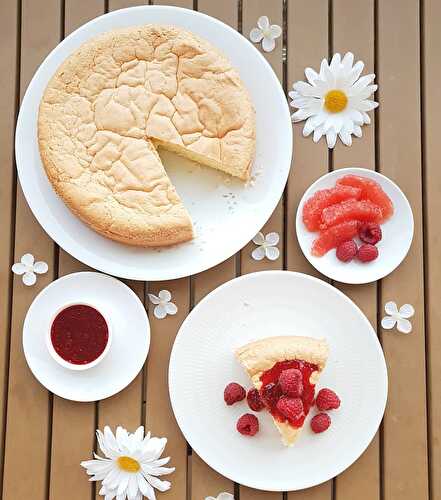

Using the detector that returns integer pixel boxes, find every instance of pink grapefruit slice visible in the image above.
[312,220,360,257]
[336,175,394,221]
[302,185,362,231]
[320,199,383,229]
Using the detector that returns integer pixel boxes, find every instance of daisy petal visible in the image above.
[349,74,376,94]
[385,301,399,316]
[33,261,48,274]
[262,37,276,53]
[293,81,322,97]
[326,129,337,149]
[361,111,371,124]
[329,53,341,75]
[305,67,319,85]
[265,232,279,245]
[251,246,266,261]
[342,52,354,71]
[303,117,315,136]
[154,305,167,319]
[265,246,280,261]
[164,302,178,315]
[148,294,160,305]
[397,318,412,334]
[269,24,282,39]
[257,16,269,30]
[381,316,397,330]
[21,253,34,267]
[252,232,265,245]
[353,125,363,137]
[339,130,352,146]
[399,304,415,319]
[23,272,36,286]
[218,494,235,500]
[158,290,171,302]
[358,99,378,112]
[347,60,364,86]
[313,125,324,143]
[249,28,263,43]
[11,262,26,275]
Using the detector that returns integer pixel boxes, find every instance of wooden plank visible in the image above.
[377,1,428,499]
[2,1,60,499]
[286,1,331,500]
[109,0,147,10]
[65,0,105,35]
[422,1,441,498]
[331,2,380,500]
[0,0,19,483]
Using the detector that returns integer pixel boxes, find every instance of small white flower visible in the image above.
[249,16,282,53]
[381,301,414,334]
[11,253,48,286]
[81,426,175,500]
[289,52,378,148]
[148,290,178,319]
[251,232,280,261]
[206,493,234,500]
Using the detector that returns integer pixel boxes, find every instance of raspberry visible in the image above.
[276,397,304,421]
[336,240,358,262]
[279,368,303,397]
[224,382,246,406]
[310,413,331,433]
[247,388,265,412]
[359,222,382,245]
[358,243,379,263]
[261,382,282,407]
[236,413,259,436]
[316,388,341,411]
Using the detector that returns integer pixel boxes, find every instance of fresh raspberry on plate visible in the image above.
[316,388,341,411]
[336,240,358,262]
[276,397,304,421]
[247,388,265,412]
[359,222,382,245]
[358,243,379,263]
[236,413,259,436]
[279,368,303,397]
[224,382,246,405]
[310,413,331,433]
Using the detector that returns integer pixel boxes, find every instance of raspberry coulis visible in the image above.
[259,360,318,428]
[50,305,108,365]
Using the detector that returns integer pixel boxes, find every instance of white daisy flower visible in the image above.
[148,290,178,320]
[381,301,415,334]
[251,232,280,261]
[11,253,48,286]
[289,52,378,148]
[81,426,175,500]
[206,493,234,500]
[249,16,282,53]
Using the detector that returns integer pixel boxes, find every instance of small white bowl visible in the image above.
[46,301,112,371]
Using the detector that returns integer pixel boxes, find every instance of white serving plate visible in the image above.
[15,6,292,281]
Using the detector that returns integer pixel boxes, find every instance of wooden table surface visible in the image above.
[0,0,439,499]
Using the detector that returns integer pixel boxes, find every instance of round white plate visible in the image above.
[169,271,387,491]
[296,168,414,284]
[23,272,150,402]
[15,6,292,281]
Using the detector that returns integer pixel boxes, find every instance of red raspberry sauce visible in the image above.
[50,305,108,365]
[260,360,318,428]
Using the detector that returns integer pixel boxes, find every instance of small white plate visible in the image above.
[23,272,150,402]
[15,6,292,281]
[169,271,387,492]
[296,168,414,284]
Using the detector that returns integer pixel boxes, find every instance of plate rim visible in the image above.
[295,167,414,284]
[22,271,150,402]
[15,5,293,282]
[168,270,388,491]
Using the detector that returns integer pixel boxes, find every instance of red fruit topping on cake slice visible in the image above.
[337,174,394,221]
[247,388,265,412]
[358,243,379,262]
[320,199,383,229]
[276,397,304,422]
[359,222,382,245]
[336,240,358,262]
[224,382,246,405]
[316,388,341,411]
[261,382,283,408]
[236,413,259,436]
[310,413,331,433]
[302,185,362,231]
[312,220,360,256]
[279,368,303,397]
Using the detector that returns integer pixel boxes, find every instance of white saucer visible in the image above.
[23,272,150,402]
[169,271,387,491]
[296,167,414,284]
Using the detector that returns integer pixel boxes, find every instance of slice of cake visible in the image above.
[236,336,328,446]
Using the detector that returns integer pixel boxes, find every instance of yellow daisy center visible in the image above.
[324,90,348,113]
[117,456,140,473]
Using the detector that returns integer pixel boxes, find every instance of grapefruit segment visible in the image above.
[312,220,360,257]
[336,175,394,221]
[302,185,362,231]
[320,199,383,229]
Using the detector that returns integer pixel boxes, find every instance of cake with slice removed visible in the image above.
[236,336,328,446]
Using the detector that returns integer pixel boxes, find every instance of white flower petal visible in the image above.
[293,80,322,98]
[326,129,337,149]
[347,60,364,86]
[252,232,265,245]
[319,58,329,79]
[265,246,280,261]
[137,474,156,499]
[353,125,363,137]
[329,52,341,75]
[358,99,378,112]
[399,304,415,319]
[313,125,324,143]
[269,24,282,39]
[21,253,34,267]
[158,289,171,302]
[257,16,269,30]
[349,73,376,94]
[218,494,235,500]
[397,318,412,334]
[342,52,354,71]
[164,302,178,315]
[262,36,276,53]
[303,117,316,137]
[305,67,319,85]
[265,232,279,246]
[249,28,263,43]
[339,130,352,146]
[22,272,36,286]
[11,262,26,275]
[361,111,371,124]
[33,261,48,274]
[148,294,160,305]
[154,305,167,320]
[385,301,399,316]
[251,246,266,261]
[381,316,397,330]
